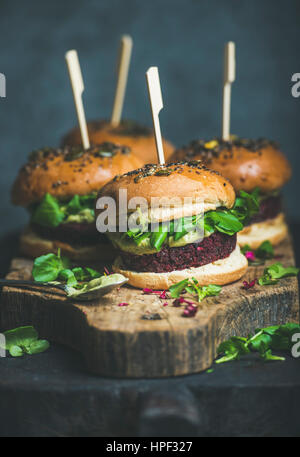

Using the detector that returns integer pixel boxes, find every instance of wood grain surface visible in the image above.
[0,237,298,378]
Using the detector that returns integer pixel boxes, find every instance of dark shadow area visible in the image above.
[289,221,300,265]
[0,229,21,277]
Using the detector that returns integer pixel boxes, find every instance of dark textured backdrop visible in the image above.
[1,0,300,235]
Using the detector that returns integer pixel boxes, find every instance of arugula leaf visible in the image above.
[84,267,101,279]
[260,349,285,362]
[31,193,97,228]
[188,280,221,302]
[241,244,252,255]
[71,267,87,281]
[32,251,70,282]
[248,331,273,354]
[3,326,38,349]
[65,194,82,214]
[65,194,97,215]
[216,336,249,363]
[255,240,274,259]
[232,187,260,224]
[216,323,300,364]
[242,241,274,262]
[258,262,299,285]
[216,351,240,363]
[2,326,50,357]
[202,284,222,297]
[205,211,243,236]
[58,269,78,286]
[258,275,278,286]
[32,251,102,289]
[9,345,23,357]
[78,193,97,207]
[31,193,65,227]
[169,279,189,298]
[26,340,50,355]
[258,323,300,351]
[71,266,101,281]
[169,278,221,302]
[266,263,299,279]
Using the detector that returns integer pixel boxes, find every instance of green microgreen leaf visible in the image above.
[169,279,189,298]
[215,323,300,365]
[258,262,299,285]
[9,345,24,357]
[260,349,285,362]
[26,339,50,355]
[31,193,96,228]
[58,269,78,286]
[255,240,274,259]
[169,277,221,302]
[3,326,38,349]
[84,267,101,279]
[231,187,260,225]
[32,251,70,282]
[31,193,65,227]
[2,326,50,357]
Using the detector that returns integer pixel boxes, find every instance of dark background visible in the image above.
[1,0,300,235]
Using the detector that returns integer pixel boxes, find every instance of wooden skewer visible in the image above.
[65,50,90,149]
[222,41,236,141]
[111,35,133,127]
[146,66,165,165]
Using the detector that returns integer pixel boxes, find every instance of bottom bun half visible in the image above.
[112,245,248,290]
[237,213,288,250]
[20,226,116,262]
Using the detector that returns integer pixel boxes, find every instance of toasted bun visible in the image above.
[19,226,117,262]
[97,161,236,222]
[171,138,292,193]
[237,213,288,249]
[61,120,174,165]
[112,245,248,289]
[11,143,143,207]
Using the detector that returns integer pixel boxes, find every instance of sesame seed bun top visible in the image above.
[61,119,175,165]
[170,137,292,193]
[11,142,143,207]
[97,160,236,222]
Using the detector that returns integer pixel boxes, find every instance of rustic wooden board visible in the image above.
[0,236,299,378]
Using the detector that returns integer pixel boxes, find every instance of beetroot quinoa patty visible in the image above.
[32,222,107,246]
[247,195,282,226]
[119,232,237,273]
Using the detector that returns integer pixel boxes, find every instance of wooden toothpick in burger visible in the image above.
[222,41,236,141]
[111,35,133,127]
[62,50,175,164]
[146,66,165,165]
[65,50,90,149]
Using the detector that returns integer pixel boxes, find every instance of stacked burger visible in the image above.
[171,137,292,249]
[96,160,248,289]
